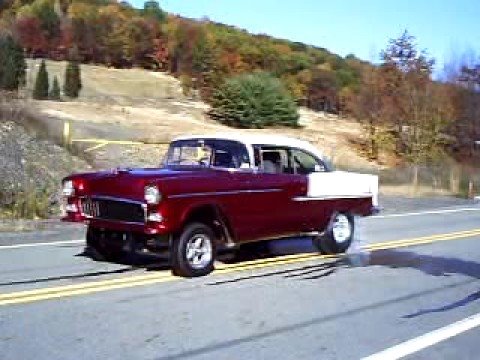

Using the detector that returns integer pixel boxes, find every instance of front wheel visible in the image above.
[171,223,217,277]
[86,227,123,262]
[312,213,354,254]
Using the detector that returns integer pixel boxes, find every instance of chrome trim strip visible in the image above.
[169,188,282,199]
[85,217,145,226]
[80,196,146,225]
[83,195,144,205]
[293,194,373,202]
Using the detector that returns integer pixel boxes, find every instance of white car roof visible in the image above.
[172,133,325,160]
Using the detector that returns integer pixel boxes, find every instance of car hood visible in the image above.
[65,167,210,200]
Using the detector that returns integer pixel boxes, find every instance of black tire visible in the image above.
[171,222,217,277]
[86,227,122,262]
[312,212,354,254]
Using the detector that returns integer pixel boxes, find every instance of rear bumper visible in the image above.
[369,206,382,216]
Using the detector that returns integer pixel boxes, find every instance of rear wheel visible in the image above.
[312,212,354,254]
[171,223,217,277]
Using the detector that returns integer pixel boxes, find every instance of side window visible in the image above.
[210,140,250,169]
[254,146,292,174]
[290,149,325,175]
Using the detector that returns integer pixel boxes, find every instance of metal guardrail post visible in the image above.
[63,120,71,149]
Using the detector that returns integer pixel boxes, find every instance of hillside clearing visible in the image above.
[26,59,376,170]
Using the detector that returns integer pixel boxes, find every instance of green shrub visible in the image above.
[64,61,82,98]
[1,184,53,219]
[210,72,299,128]
[49,75,61,100]
[179,74,194,97]
[33,59,49,100]
[0,35,26,91]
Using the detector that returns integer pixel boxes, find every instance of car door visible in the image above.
[235,145,307,241]
[288,147,331,231]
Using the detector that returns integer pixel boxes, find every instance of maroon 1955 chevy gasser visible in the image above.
[62,134,379,277]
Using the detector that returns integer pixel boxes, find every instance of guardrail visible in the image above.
[62,120,169,152]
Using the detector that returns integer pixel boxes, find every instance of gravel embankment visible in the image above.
[0,119,91,218]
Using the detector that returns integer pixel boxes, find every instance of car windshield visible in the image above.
[164,140,213,167]
[164,139,251,169]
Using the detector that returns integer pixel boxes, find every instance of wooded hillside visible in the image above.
[1,0,479,165]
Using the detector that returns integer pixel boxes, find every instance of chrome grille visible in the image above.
[81,197,145,223]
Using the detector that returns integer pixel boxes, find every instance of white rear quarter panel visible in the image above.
[307,171,379,206]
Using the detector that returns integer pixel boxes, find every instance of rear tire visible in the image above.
[313,212,354,254]
[171,223,217,277]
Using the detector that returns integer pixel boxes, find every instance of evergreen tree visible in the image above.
[33,60,49,100]
[0,35,26,91]
[211,72,299,128]
[192,32,220,100]
[63,61,82,98]
[49,75,61,100]
[142,1,166,22]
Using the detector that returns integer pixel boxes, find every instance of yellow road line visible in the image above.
[71,139,146,145]
[0,272,174,301]
[84,142,108,152]
[363,229,480,251]
[1,228,479,306]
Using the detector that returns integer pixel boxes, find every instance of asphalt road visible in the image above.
[0,204,479,359]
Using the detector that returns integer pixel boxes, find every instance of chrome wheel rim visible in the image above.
[185,234,213,269]
[332,214,351,243]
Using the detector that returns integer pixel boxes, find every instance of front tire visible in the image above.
[313,212,354,254]
[86,227,123,262]
[171,223,217,277]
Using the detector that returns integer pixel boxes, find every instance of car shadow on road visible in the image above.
[349,249,480,318]
[0,266,135,287]
[209,243,480,292]
[359,249,480,280]
[208,260,345,286]
[77,247,171,271]
[403,290,480,318]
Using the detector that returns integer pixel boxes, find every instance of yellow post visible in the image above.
[468,180,474,199]
[63,120,71,149]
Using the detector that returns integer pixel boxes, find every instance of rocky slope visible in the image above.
[0,118,91,219]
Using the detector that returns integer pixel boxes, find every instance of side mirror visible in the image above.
[314,164,325,172]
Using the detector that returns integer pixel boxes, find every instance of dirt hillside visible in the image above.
[26,59,375,170]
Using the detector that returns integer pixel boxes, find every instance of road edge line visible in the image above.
[362,312,480,360]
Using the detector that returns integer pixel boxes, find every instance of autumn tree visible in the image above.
[347,66,392,159]
[210,72,299,128]
[33,59,49,99]
[13,16,47,56]
[192,30,220,100]
[307,69,338,112]
[381,31,452,165]
[0,35,26,91]
[63,60,81,98]
[67,2,98,61]
[96,4,127,66]
[455,63,480,155]
[123,17,155,66]
[17,0,60,41]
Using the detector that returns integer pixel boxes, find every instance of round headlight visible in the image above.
[62,180,75,197]
[145,185,161,204]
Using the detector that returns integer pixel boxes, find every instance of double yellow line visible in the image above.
[363,228,480,251]
[1,228,480,307]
